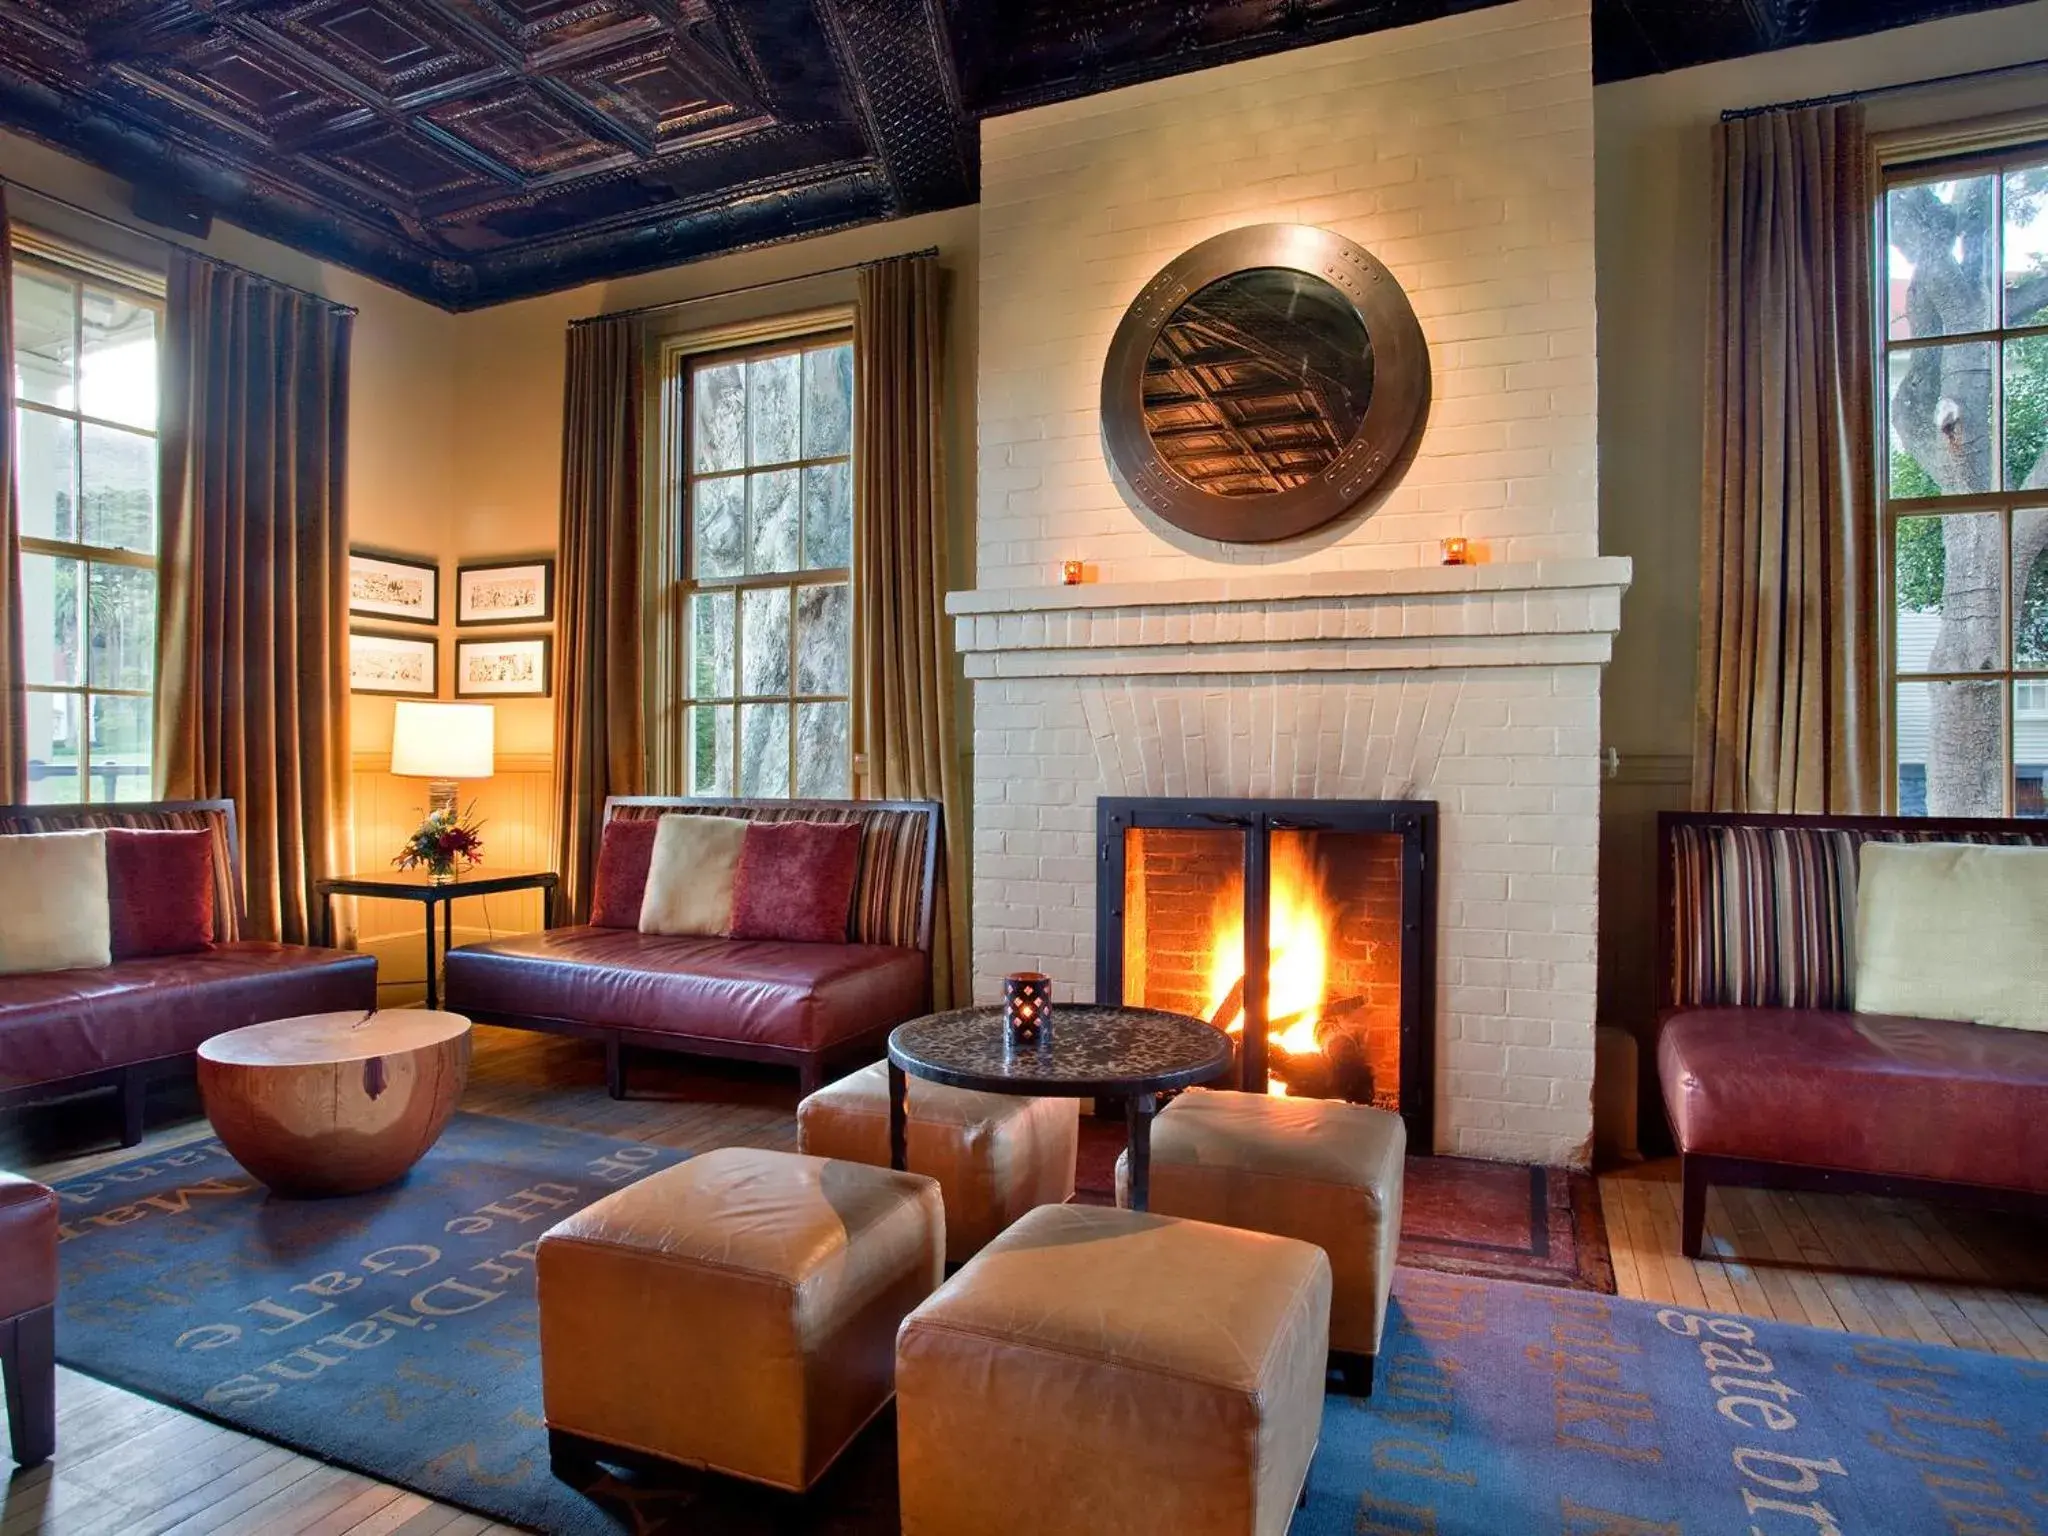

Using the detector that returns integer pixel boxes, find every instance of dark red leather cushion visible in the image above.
[104,827,216,959]
[0,944,376,1090]
[589,817,658,929]
[728,821,860,944]
[1658,1008,2048,1194]
[0,1173,57,1319]
[444,925,927,1053]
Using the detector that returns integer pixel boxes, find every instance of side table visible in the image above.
[315,868,559,1010]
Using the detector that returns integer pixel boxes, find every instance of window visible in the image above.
[1883,145,2048,817]
[11,242,162,804]
[676,331,854,798]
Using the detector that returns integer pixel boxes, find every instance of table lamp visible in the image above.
[390,701,494,820]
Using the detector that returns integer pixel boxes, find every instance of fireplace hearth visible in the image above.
[1096,797,1436,1150]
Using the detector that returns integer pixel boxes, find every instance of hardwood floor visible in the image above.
[1599,1159,2048,1361]
[4,1026,2046,1532]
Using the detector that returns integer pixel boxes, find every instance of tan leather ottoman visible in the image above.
[1116,1089,1403,1394]
[897,1203,1330,1536]
[797,1060,1079,1261]
[536,1146,943,1493]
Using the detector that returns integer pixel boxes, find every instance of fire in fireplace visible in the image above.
[1097,798,1435,1149]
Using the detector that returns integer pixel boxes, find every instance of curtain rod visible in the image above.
[569,245,941,328]
[1722,53,2048,121]
[4,176,360,316]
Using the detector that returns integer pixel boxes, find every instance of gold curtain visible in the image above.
[553,317,645,922]
[855,254,966,1008]
[0,183,24,803]
[155,250,354,943]
[1695,103,1880,813]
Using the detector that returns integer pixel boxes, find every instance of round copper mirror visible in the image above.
[1101,225,1429,544]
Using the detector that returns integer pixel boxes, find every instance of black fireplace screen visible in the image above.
[1096,797,1435,1150]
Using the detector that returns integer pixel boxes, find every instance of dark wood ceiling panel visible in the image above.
[559,32,769,149]
[0,0,2029,308]
[269,0,495,100]
[426,82,623,177]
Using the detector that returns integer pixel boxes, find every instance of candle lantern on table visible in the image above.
[1004,972,1053,1048]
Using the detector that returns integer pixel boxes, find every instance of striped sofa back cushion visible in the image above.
[1668,820,2048,1010]
[0,802,243,942]
[605,799,936,951]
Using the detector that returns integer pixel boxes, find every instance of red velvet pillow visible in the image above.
[728,821,862,944]
[104,828,216,960]
[589,817,659,928]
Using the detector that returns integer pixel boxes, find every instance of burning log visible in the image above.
[1271,1033,1376,1104]
[1208,978,1245,1032]
[1207,976,1369,1036]
[1205,971,1379,1103]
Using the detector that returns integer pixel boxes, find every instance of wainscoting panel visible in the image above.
[349,753,555,1005]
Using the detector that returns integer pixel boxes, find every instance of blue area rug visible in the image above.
[1307,1269,2048,1536]
[52,1123,2048,1534]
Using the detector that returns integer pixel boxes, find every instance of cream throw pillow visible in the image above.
[0,830,113,974]
[639,814,751,937]
[1854,842,2048,1032]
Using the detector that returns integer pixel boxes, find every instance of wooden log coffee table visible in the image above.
[197,1010,472,1197]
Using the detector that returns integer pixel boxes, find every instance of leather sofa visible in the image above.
[0,800,378,1146]
[446,798,942,1096]
[0,1172,57,1467]
[1654,811,2048,1257]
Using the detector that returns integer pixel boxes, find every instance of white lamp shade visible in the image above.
[390,702,495,780]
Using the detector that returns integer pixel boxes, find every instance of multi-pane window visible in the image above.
[11,246,161,804]
[1883,145,2048,817]
[680,333,854,799]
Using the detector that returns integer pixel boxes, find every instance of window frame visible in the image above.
[651,313,857,800]
[1876,135,2048,817]
[11,238,165,806]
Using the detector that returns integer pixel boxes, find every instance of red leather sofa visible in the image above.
[0,1172,56,1467]
[445,797,941,1096]
[1655,811,2048,1257]
[0,800,378,1146]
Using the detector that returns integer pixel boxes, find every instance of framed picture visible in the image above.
[350,630,438,696]
[456,559,554,627]
[349,549,439,626]
[455,635,552,698]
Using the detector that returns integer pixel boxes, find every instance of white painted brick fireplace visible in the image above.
[955,0,1629,1165]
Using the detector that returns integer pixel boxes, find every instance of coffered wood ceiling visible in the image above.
[0,0,2030,310]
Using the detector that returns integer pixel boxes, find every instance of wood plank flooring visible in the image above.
[1598,1159,2048,1361]
[4,1026,2045,1533]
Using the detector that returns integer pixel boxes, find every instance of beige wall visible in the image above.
[431,207,980,978]
[0,127,467,985]
[1592,3,2048,1061]
[441,203,980,763]
[0,124,974,994]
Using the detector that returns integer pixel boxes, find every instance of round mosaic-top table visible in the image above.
[197,1010,472,1198]
[885,1005,1233,1211]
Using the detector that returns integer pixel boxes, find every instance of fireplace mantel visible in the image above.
[945,557,1631,680]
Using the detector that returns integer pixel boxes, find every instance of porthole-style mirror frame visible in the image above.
[1101,223,1430,544]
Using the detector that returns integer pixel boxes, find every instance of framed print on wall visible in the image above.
[456,559,554,627]
[455,634,552,698]
[349,549,439,626]
[350,630,438,697]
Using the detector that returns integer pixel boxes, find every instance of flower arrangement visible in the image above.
[394,804,485,883]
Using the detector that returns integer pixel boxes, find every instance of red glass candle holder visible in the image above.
[1004,972,1052,1048]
